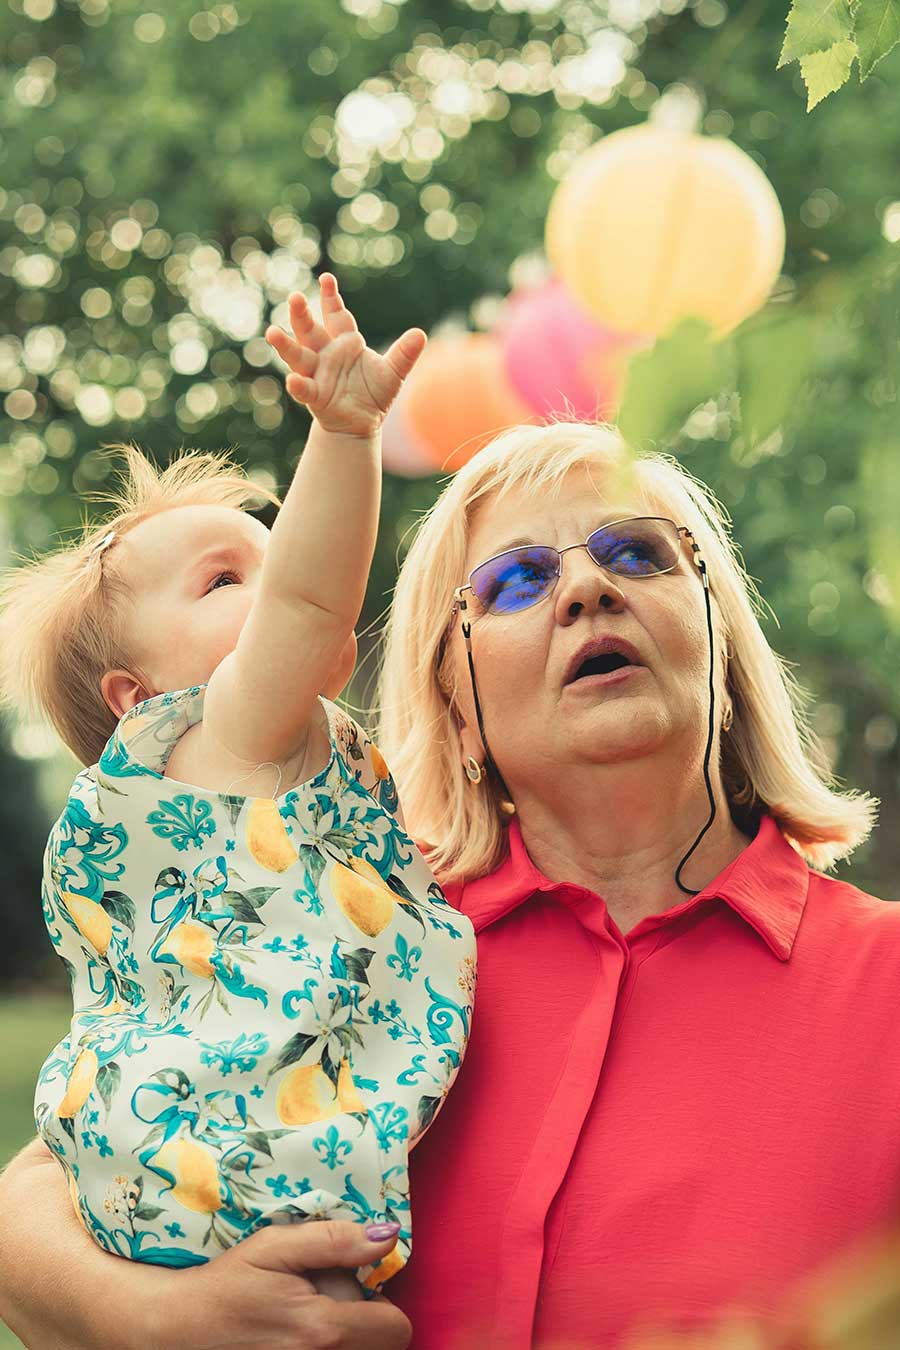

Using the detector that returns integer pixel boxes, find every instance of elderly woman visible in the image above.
[0,422,896,1350]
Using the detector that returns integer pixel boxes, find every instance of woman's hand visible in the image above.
[145,1219,412,1350]
[265,273,427,438]
[0,1138,410,1350]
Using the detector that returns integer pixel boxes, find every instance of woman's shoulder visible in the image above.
[805,866,900,948]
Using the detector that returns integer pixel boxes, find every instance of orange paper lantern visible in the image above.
[381,369,438,477]
[405,332,536,472]
[546,123,785,339]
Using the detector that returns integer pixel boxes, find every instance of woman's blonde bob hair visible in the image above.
[0,442,281,768]
[376,420,877,885]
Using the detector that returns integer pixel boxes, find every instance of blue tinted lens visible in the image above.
[470,547,559,614]
[587,519,677,576]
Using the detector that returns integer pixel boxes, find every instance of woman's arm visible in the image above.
[0,1137,411,1350]
[0,1137,161,1349]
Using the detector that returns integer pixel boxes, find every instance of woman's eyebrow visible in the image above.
[491,510,641,556]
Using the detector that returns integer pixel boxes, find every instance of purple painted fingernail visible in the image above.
[365,1221,401,1241]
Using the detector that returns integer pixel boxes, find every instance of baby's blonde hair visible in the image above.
[0,442,281,768]
[376,420,878,883]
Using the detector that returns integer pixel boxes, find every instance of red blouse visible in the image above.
[388,814,900,1348]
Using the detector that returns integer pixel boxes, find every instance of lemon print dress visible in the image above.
[34,684,476,1292]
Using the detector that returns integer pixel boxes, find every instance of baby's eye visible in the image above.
[207,570,239,592]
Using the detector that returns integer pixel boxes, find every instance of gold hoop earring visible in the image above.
[722,703,734,733]
[465,756,484,784]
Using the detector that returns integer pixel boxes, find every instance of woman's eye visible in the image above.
[207,571,239,592]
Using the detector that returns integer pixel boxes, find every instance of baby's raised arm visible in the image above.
[201,274,425,776]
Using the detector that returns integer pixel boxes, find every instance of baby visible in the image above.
[3,274,477,1299]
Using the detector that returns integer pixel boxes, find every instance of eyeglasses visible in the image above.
[452,517,693,620]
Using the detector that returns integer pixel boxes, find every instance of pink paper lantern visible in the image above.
[498,278,641,422]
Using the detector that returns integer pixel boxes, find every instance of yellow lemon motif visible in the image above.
[368,744,390,781]
[276,1059,366,1126]
[61,892,112,957]
[331,860,395,937]
[246,798,299,873]
[152,1138,223,1214]
[361,1244,407,1290]
[56,1047,99,1119]
[336,1059,367,1115]
[158,921,216,978]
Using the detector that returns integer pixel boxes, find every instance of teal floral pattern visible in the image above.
[34,684,476,1293]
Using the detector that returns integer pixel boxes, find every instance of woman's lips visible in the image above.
[563,665,647,691]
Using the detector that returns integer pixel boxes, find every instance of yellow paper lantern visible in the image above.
[405,332,537,472]
[546,123,785,339]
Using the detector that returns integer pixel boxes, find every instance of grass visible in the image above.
[0,990,71,1349]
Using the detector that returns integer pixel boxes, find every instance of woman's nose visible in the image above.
[553,547,627,623]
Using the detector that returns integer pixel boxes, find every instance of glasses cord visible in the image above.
[460,556,718,899]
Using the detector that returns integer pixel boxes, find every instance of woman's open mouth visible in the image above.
[564,654,646,691]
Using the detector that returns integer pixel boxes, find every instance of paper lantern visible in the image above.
[381,370,438,477]
[546,123,785,338]
[405,332,536,472]
[498,277,642,422]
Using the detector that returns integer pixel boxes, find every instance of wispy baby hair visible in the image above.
[0,441,281,768]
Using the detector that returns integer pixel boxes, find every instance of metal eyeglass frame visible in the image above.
[443,516,718,897]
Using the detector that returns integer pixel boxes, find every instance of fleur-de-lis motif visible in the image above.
[312,1124,353,1171]
[386,933,422,983]
[147,795,216,853]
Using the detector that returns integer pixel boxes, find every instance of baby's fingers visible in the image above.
[288,290,331,351]
[383,327,428,383]
[319,271,359,338]
[285,371,318,406]
[266,325,318,376]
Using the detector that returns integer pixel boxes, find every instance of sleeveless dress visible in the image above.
[33,684,476,1292]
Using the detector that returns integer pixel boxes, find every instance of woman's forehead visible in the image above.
[466,475,657,561]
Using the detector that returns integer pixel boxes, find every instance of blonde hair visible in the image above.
[0,442,281,768]
[376,420,877,884]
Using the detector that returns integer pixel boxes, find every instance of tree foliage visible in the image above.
[3,0,900,983]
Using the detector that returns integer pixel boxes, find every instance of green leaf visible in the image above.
[417,1095,442,1133]
[242,1128,272,1159]
[101,890,136,932]
[343,947,375,986]
[266,1030,319,1078]
[736,309,818,442]
[616,318,735,449]
[321,1045,339,1089]
[799,37,859,106]
[221,893,266,924]
[241,886,279,908]
[299,845,326,886]
[134,1202,166,1220]
[778,0,855,67]
[221,795,245,830]
[855,0,900,76]
[95,1060,121,1114]
[136,1119,168,1152]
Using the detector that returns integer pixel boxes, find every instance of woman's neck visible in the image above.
[514,776,753,937]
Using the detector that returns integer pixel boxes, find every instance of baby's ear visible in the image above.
[321,632,357,700]
[100,669,155,719]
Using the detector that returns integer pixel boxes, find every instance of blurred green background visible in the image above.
[3,0,900,1343]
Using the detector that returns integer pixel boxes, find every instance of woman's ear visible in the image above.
[454,705,485,771]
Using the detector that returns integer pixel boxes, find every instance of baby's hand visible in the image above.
[265,273,427,438]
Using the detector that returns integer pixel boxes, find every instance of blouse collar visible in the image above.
[448,814,809,961]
